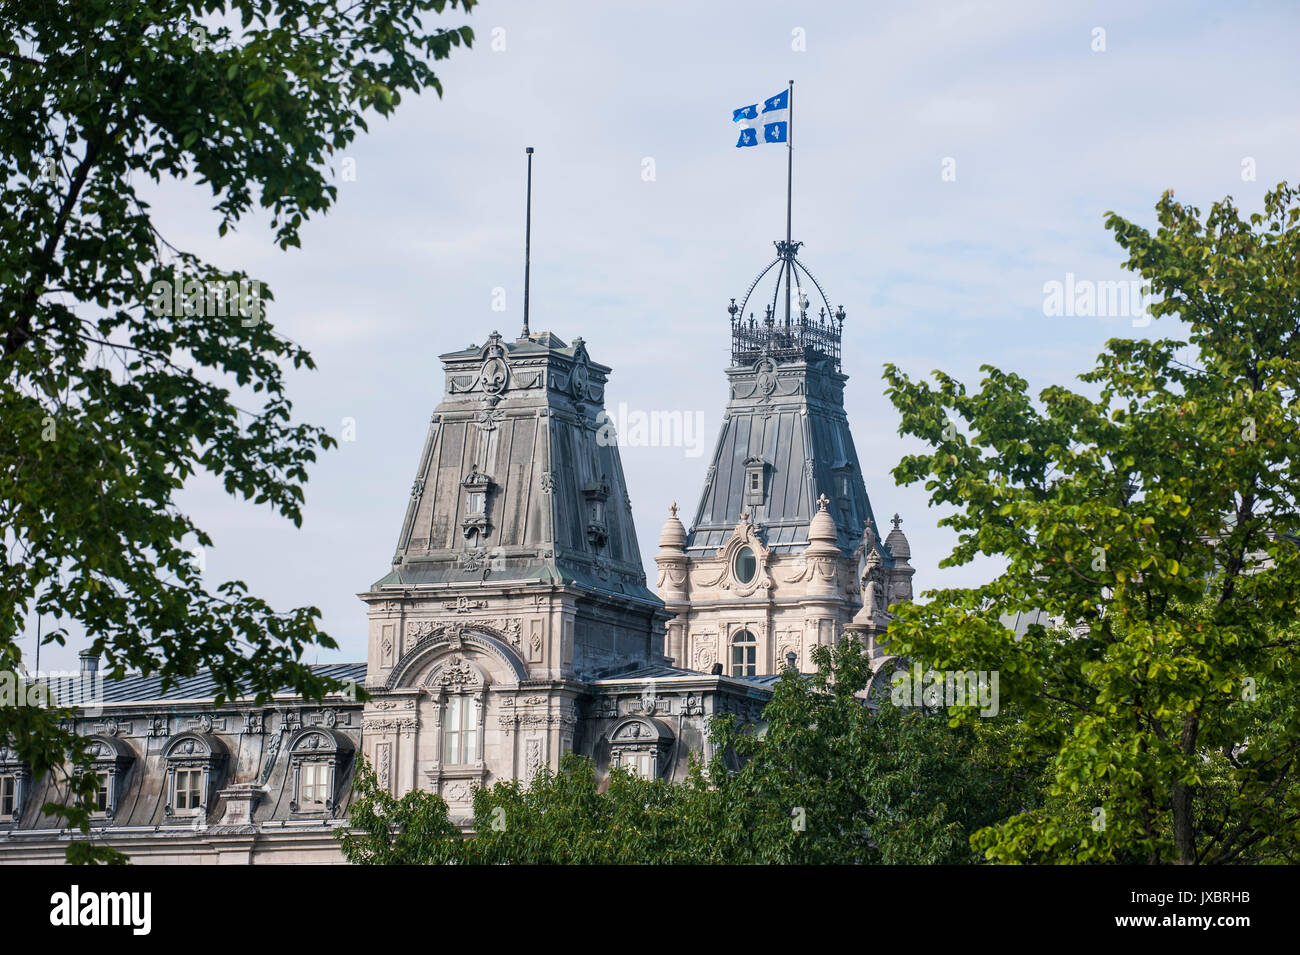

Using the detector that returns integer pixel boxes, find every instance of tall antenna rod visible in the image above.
[783,79,794,325]
[522,146,534,339]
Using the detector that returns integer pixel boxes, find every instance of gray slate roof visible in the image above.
[49,663,366,706]
[688,355,877,556]
[373,330,658,607]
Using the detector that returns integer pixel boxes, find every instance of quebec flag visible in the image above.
[733,89,789,147]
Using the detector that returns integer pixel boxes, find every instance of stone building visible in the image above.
[657,240,914,676]
[0,238,910,864]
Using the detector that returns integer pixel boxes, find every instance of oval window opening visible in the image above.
[734,546,757,584]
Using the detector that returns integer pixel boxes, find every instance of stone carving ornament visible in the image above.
[479,335,510,396]
[525,738,542,782]
[376,744,392,792]
[437,655,481,689]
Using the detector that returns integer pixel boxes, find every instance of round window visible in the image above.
[734,546,757,584]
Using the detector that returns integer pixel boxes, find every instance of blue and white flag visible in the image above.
[733,89,789,147]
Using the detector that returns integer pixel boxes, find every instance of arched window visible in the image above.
[430,655,488,768]
[423,653,492,805]
[731,629,758,677]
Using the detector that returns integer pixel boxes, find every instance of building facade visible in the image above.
[0,239,910,864]
[656,240,914,676]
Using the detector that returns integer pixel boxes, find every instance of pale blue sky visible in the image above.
[28,0,1300,670]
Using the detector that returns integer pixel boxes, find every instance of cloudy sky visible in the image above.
[29,0,1300,670]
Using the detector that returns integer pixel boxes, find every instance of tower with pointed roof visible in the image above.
[656,241,914,675]
[356,325,680,812]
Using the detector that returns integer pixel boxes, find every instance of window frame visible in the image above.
[608,718,672,781]
[161,733,227,820]
[84,736,136,821]
[743,456,768,507]
[287,729,353,816]
[94,772,110,813]
[0,774,16,818]
[299,762,329,807]
[173,767,203,812]
[442,694,482,766]
[730,629,758,677]
[733,546,758,585]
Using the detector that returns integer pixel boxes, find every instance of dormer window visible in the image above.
[583,477,610,548]
[162,734,227,820]
[288,729,353,816]
[609,718,673,780]
[84,736,135,820]
[743,456,768,507]
[0,746,32,824]
[833,464,855,507]
[461,465,493,542]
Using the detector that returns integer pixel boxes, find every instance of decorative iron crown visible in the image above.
[728,240,845,370]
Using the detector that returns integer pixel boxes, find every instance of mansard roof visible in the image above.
[371,330,657,607]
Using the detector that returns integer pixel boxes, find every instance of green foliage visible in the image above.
[707,641,1040,864]
[340,640,1038,864]
[1,0,474,860]
[883,183,1300,864]
[337,760,462,865]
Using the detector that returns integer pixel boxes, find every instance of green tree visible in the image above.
[883,183,1300,864]
[708,640,1041,864]
[337,760,462,865]
[1,0,474,859]
[340,639,1038,865]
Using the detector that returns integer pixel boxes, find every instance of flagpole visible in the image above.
[784,79,793,326]
[522,146,534,339]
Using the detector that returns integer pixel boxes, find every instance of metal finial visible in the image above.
[891,513,902,530]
